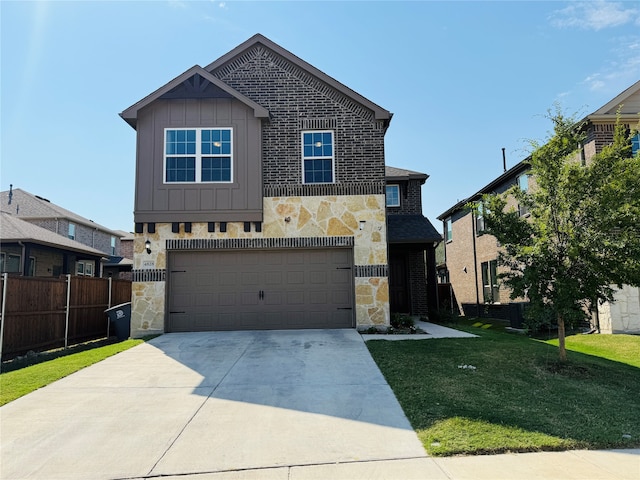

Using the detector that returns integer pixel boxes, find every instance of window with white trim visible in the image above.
[28,256,36,276]
[445,217,453,242]
[302,131,334,184]
[386,185,400,207]
[110,236,117,256]
[164,128,233,183]
[68,223,76,240]
[76,260,94,277]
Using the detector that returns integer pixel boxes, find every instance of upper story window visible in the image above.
[476,202,486,234]
[632,133,639,157]
[445,217,452,242]
[68,223,76,240]
[386,185,400,207]
[165,128,233,183]
[302,131,334,184]
[110,236,117,256]
[517,174,530,217]
[518,174,529,192]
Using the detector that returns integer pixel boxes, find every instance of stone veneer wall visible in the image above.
[597,285,640,334]
[131,194,389,337]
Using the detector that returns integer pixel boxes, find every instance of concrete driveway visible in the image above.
[1,329,446,479]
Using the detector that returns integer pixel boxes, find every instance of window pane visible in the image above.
[386,185,399,207]
[202,157,230,181]
[166,157,195,182]
[304,158,332,183]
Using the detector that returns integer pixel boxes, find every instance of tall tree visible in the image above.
[482,110,640,361]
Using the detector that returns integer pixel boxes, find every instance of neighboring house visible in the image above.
[104,231,134,279]
[0,187,131,277]
[437,80,640,333]
[120,33,399,335]
[385,166,441,316]
[0,212,106,277]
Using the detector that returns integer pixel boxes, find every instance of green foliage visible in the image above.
[390,312,414,329]
[478,107,640,358]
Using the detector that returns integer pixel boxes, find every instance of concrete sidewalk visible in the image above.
[362,320,478,341]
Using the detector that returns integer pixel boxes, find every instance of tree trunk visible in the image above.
[557,313,567,362]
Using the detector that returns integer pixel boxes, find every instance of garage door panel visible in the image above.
[264,291,283,306]
[218,293,236,306]
[286,291,304,305]
[168,249,354,331]
[309,271,327,284]
[241,292,259,305]
[241,272,259,285]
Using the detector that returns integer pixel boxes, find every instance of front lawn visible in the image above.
[367,320,640,456]
[0,339,146,406]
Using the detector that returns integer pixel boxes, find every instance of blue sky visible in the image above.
[2,1,639,233]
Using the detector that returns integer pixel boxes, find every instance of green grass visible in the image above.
[0,339,145,406]
[367,319,640,456]
[543,334,640,367]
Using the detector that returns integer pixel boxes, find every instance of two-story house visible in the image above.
[0,187,130,277]
[437,80,640,333]
[120,34,397,335]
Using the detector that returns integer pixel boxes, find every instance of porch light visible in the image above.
[359,220,366,231]
[145,239,152,254]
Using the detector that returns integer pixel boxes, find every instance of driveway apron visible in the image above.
[0,330,428,479]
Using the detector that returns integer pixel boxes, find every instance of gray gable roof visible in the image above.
[205,34,392,123]
[437,159,530,220]
[387,214,442,244]
[385,166,429,182]
[1,212,106,256]
[0,188,121,236]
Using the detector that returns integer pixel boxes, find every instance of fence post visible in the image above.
[64,274,71,349]
[0,273,8,369]
[108,276,112,309]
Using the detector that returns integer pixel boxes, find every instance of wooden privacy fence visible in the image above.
[0,274,132,360]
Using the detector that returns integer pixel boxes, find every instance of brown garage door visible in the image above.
[167,248,354,331]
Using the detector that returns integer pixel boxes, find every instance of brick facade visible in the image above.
[211,46,386,191]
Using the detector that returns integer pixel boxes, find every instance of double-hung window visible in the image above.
[386,185,400,207]
[517,174,530,217]
[632,133,639,157]
[302,131,334,183]
[68,223,76,240]
[481,260,500,303]
[165,128,232,183]
[445,217,453,242]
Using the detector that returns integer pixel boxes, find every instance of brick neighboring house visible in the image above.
[119,33,432,336]
[437,80,640,333]
[0,187,131,278]
[0,212,106,277]
[385,166,441,316]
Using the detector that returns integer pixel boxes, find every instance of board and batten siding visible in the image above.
[134,97,263,223]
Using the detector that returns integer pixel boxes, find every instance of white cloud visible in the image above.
[550,1,639,31]
[581,35,640,92]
